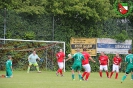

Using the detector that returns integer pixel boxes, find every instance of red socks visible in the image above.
[109,72,118,79]
[115,73,118,79]
[82,72,90,80]
[99,71,109,78]
[106,71,109,77]
[99,71,102,77]
[57,69,63,75]
[110,72,114,78]
[82,72,87,78]
[57,69,61,73]
[60,69,62,75]
[85,72,90,80]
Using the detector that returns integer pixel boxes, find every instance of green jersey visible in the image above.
[125,54,133,68]
[6,60,12,70]
[72,52,84,65]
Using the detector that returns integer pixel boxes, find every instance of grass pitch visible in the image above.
[0,71,132,88]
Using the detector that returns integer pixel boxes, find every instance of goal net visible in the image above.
[0,38,65,72]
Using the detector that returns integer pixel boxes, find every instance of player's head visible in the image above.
[83,48,87,51]
[76,48,80,52]
[100,52,105,56]
[32,50,36,55]
[59,49,63,52]
[115,53,119,57]
[8,55,12,60]
[128,49,132,54]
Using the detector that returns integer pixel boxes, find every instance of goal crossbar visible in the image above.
[0,38,65,43]
[0,38,66,72]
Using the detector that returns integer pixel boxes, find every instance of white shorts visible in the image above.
[82,64,91,72]
[100,65,108,71]
[58,62,63,69]
[112,64,119,72]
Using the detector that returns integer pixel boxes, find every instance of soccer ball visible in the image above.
[68,54,71,57]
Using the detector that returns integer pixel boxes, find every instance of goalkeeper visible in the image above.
[27,50,41,73]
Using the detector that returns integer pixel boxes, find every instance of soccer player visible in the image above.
[27,50,41,73]
[56,49,65,76]
[66,48,84,81]
[99,52,109,78]
[6,55,13,78]
[109,53,122,79]
[121,49,133,83]
[82,48,95,81]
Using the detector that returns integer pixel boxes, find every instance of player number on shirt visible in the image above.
[77,56,82,60]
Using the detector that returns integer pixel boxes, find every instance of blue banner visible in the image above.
[97,43,132,49]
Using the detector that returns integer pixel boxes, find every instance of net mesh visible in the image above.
[0,39,65,71]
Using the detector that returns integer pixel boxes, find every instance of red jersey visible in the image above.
[56,52,65,62]
[99,55,108,65]
[113,56,122,65]
[82,51,90,65]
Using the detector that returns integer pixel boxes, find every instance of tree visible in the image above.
[47,0,115,21]
[0,0,48,15]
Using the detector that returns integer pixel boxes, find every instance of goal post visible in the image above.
[0,38,66,72]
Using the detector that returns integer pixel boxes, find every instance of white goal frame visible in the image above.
[0,38,66,72]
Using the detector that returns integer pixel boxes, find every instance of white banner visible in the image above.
[97,38,132,54]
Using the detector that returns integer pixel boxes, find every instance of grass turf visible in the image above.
[0,71,132,88]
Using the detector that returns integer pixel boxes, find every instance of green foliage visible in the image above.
[0,0,48,15]
[113,30,129,42]
[0,0,115,21]
[23,31,35,40]
[0,0,133,72]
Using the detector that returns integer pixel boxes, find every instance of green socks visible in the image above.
[121,75,127,82]
[131,74,133,79]
[78,74,82,80]
[72,74,75,80]
[71,74,82,81]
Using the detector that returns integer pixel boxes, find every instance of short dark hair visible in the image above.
[83,48,87,51]
[128,49,132,54]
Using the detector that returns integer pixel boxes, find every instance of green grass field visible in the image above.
[0,71,132,88]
